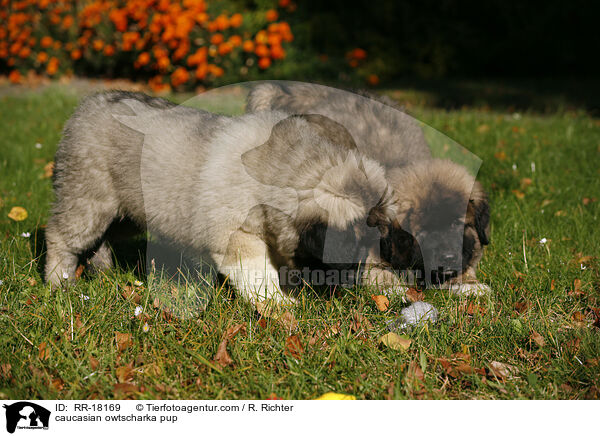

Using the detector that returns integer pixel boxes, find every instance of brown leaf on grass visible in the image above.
[407,360,424,383]
[115,332,133,352]
[582,197,597,206]
[567,279,584,297]
[572,311,586,327]
[554,210,567,216]
[405,288,424,302]
[494,151,507,161]
[38,342,49,360]
[213,323,247,368]
[0,364,12,379]
[550,279,556,291]
[464,302,486,316]
[592,308,600,329]
[512,189,525,199]
[257,318,267,329]
[371,294,390,311]
[89,356,99,371]
[153,297,160,309]
[8,206,28,221]
[116,363,134,383]
[520,177,533,189]
[113,383,139,397]
[74,264,85,279]
[121,285,142,304]
[285,335,304,359]
[255,301,298,331]
[530,331,546,347]
[26,277,37,286]
[488,361,518,381]
[43,161,54,178]
[379,332,411,351]
[350,310,373,334]
[514,301,531,314]
[51,377,64,391]
[308,322,340,349]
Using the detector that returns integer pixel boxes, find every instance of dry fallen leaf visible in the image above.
[350,310,373,334]
[531,331,546,347]
[520,177,533,189]
[514,301,531,314]
[116,363,134,383]
[113,383,138,396]
[379,332,411,351]
[255,301,298,331]
[43,161,54,178]
[51,377,64,391]
[213,323,247,368]
[405,287,424,303]
[89,356,99,371]
[74,264,85,279]
[115,332,133,352]
[488,361,518,381]
[285,335,304,359]
[477,124,490,133]
[38,342,49,360]
[8,206,28,221]
[371,294,390,311]
[572,311,586,327]
[121,285,142,304]
[512,189,525,199]
[27,277,37,286]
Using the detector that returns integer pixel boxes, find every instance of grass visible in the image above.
[0,84,599,400]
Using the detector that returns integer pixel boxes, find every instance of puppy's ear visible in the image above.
[298,114,358,151]
[469,181,490,245]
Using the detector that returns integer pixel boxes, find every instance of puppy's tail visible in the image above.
[246,82,285,112]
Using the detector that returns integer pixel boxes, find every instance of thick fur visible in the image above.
[45,91,399,302]
[246,82,491,294]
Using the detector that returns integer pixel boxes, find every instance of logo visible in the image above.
[2,402,50,433]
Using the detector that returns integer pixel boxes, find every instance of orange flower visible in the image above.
[367,74,379,86]
[70,49,82,60]
[62,15,74,29]
[36,51,48,63]
[195,63,207,80]
[255,30,268,44]
[170,67,189,87]
[217,42,232,56]
[157,56,170,70]
[40,36,53,48]
[270,45,285,59]
[267,33,281,46]
[230,13,242,28]
[8,69,21,83]
[229,35,242,47]
[46,57,59,75]
[242,40,254,52]
[18,46,30,58]
[186,47,207,66]
[254,44,269,57]
[348,48,367,61]
[258,57,271,69]
[149,75,170,93]
[214,14,229,31]
[265,9,278,22]
[207,64,224,77]
[92,39,104,51]
[103,44,115,56]
[210,33,224,45]
[279,0,291,6]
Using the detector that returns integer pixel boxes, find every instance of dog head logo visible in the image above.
[3,402,50,433]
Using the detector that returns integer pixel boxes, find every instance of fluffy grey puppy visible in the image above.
[45,91,406,302]
[246,82,491,295]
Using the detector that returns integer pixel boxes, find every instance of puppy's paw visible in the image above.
[380,285,410,303]
[446,281,492,296]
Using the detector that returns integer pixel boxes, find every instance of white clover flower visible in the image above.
[62,272,69,279]
[20,232,31,238]
[539,238,547,245]
[35,143,42,149]
[79,294,90,301]
[133,280,143,287]
[512,163,517,171]
[531,162,536,172]
[134,306,143,316]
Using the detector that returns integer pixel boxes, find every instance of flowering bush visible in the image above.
[0,0,294,91]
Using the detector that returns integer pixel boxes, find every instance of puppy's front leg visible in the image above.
[218,230,294,304]
[361,252,409,302]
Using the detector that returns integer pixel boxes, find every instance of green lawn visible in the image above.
[0,84,599,400]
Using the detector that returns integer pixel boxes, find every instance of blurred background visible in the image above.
[1,0,598,112]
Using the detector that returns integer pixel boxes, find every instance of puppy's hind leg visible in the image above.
[45,197,119,287]
[218,231,295,304]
